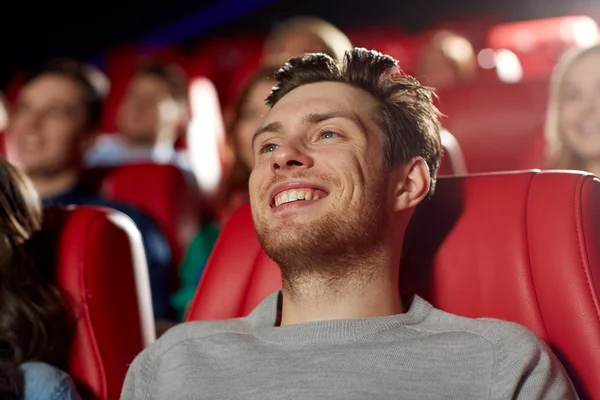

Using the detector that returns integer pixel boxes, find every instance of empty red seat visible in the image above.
[84,163,203,267]
[437,79,548,172]
[186,170,600,399]
[41,206,154,399]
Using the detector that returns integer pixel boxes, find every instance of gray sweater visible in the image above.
[121,292,577,399]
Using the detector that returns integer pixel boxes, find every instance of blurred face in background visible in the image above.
[6,74,91,177]
[416,31,475,90]
[416,47,458,89]
[558,51,600,163]
[263,30,330,68]
[233,80,274,170]
[117,73,183,147]
[0,96,8,132]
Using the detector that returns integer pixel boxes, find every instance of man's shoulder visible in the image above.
[422,305,547,353]
[146,318,253,357]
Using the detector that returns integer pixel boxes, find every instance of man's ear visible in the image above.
[392,157,430,212]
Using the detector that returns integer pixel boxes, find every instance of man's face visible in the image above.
[249,82,393,276]
[6,73,90,177]
[116,74,181,146]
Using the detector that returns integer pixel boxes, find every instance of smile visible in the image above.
[269,183,330,209]
[273,188,327,207]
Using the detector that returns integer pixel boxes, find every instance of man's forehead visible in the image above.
[21,74,83,104]
[264,82,376,125]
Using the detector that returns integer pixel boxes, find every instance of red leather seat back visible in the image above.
[487,16,599,81]
[437,79,548,172]
[186,171,600,399]
[347,29,423,75]
[85,163,203,266]
[42,207,154,400]
[439,130,467,175]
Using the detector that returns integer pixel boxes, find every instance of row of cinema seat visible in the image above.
[88,15,598,180]
[50,170,600,399]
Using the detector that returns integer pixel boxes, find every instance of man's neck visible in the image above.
[31,170,80,199]
[279,267,402,326]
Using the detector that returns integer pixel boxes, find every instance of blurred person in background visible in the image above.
[170,66,277,321]
[5,60,172,324]
[85,61,190,170]
[0,155,80,400]
[0,94,8,131]
[415,30,476,90]
[546,43,600,176]
[261,16,353,68]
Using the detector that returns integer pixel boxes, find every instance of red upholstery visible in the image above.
[487,16,599,81]
[42,206,154,400]
[186,170,600,399]
[347,29,423,75]
[84,163,203,267]
[439,130,467,175]
[437,79,548,173]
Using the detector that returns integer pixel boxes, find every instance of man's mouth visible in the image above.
[269,183,330,209]
[272,188,329,208]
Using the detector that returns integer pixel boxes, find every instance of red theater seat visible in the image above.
[347,29,423,74]
[437,79,548,173]
[488,16,599,81]
[83,163,203,267]
[439,130,467,175]
[187,170,600,399]
[41,206,154,400]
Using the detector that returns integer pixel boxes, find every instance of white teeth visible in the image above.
[273,188,324,207]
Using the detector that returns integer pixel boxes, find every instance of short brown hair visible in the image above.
[267,48,442,194]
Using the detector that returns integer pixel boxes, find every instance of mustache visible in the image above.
[262,172,340,193]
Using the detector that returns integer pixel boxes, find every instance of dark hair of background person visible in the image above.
[0,156,73,400]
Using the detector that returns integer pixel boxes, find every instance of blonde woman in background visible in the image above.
[545,43,600,175]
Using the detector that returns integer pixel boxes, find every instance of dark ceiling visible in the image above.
[1,0,597,87]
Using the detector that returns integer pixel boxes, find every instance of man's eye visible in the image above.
[320,131,338,139]
[261,143,278,153]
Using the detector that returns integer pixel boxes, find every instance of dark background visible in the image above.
[1,0,598,87]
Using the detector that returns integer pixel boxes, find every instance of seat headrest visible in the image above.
[187,170,600,398]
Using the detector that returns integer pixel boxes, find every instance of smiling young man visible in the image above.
[121,49,576,399]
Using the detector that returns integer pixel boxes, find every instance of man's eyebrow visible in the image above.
[251,110,369,149]
[302,110,368,133]
[252,121,283,148]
